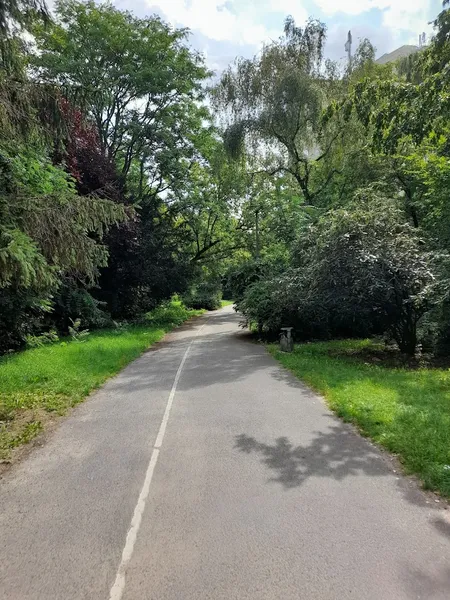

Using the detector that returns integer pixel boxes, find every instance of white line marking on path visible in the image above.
[108,321,208,600]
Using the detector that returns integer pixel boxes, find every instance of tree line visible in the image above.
[0,0,251,352]
[219,3,450,356]
[2,0,450,356]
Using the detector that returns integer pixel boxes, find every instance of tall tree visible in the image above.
[169,139,247,264]
[0,145,127,349]
[31,0,215,318]
[212,17,341,205]
[0,0,49,36]
[33,0,210,200]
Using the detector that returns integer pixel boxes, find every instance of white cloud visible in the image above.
[147,0,307,47]
[381,1,434,44]
[314,0,390,16]
[267,0,308,25]
[144,0,437,73]
[147,0,266,46]
[315,0,434,46]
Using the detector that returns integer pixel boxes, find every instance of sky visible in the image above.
[113,0,443,75]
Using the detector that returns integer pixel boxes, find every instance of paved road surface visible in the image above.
[1,307,450,599]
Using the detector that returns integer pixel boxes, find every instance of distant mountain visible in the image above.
[375,45,420,65]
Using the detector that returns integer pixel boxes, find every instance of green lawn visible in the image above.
[269,339,450,498]
[0,302,203,460]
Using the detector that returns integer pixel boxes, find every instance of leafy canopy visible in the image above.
[33,0,211,199]
[213,18,340,204]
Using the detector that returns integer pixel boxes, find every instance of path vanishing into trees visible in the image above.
[1,306,450,599]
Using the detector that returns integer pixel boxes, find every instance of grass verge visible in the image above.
[268,339,450,499]
[0,301,204,461]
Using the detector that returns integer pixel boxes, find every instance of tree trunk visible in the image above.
[393,313,418,356]
[255,209,260,259]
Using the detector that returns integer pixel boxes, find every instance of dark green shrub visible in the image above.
[238,193,444,353]
[184,281,222,311]
[146,299,193,328]
[430,300,450,356]
[49,283,112,331]
[25,329,59,349]
[225,257,286,305]
[0,287,48,353]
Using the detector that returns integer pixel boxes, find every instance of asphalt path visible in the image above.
[1,306,450,599]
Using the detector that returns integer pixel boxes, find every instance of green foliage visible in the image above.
[25,329,58,348]
[97,210,194,319]
[33,0,210,196]
[225,256,287,305]
[184,280,222,311]
[146,298,204,328]
[270,339,450,498]
[299,191,441,354]
[238,191,444,354]
[0,0,245,353]
[27,0,223,327]
[0,227,54,290]
[0,0,49,36]
[0,287,49,353]
[50,283,112,330]
[221,6,450,357]
[0,145,127,350]
[213,17,340,204]
[0,147,126,287]
[340,7,450,156]
[238,277,285,334]
[3,0,450,376]
[68,318,89,342]
[170,140,246,264]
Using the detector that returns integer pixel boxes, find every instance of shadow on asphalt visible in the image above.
[403,563,450,599]
[234,427,389,490]
[432,516,450,538]
[113,307,450,528]
[234,425,450,538]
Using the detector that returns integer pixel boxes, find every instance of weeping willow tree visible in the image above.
[0,0,49,35]
[212,17,339,205]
